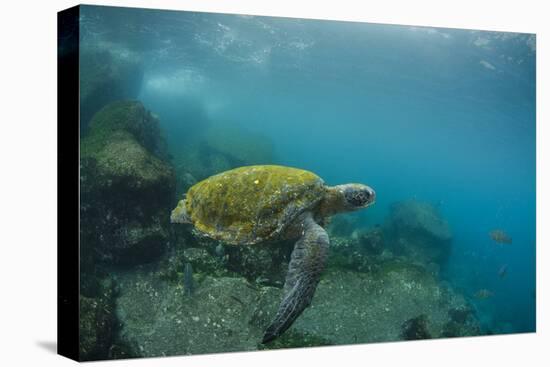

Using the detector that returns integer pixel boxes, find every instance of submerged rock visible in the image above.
[79,279,117,361]
[352,225,385,256]
[183,248,219,273]
[80,48,144,134]
[385,199,452,266]
[401,315,432,340]
[327,226,390,273]
[442,305,479,337]
[82,100,170,161]
[115,271,280,357]
[290,262,479,344]
[85,132,173,197]
[327,237,377,272]
[154,244,230,285]
[80,101,175,265]
[222,240,294,287]
[114,258,479,356]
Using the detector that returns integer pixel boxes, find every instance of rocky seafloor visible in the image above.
[112,257,479,357]
[77,47,483,361]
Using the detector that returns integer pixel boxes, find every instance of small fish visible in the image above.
[489,229,512,244]
[498,264,508,278]
[475,289,494,299]
[183,262,195,296]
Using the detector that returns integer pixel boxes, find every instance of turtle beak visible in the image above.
[364,186,376,207]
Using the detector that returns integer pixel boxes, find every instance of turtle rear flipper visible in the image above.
[262,213,329,344]
[170,199,191,224]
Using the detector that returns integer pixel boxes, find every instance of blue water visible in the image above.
[80,6,536,334]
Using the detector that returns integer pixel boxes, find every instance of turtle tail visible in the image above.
[262,213,329,343]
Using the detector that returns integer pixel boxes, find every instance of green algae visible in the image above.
[81,100,164,158]
[81,101,174,194]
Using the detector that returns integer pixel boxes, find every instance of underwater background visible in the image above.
[74,5,535,360]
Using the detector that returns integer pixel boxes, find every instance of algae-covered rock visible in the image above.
[352,226,385,256]
[183,247,226,275]
[327,227,389,273]
[327,236,377,272]
[385,199,452,266]
[155,242,231,284]
[441,305,479,338]
[166,234,295,287]
[82,100,170,161]
[115,270,281,357]
[85,132,173,198]
[80,49,143,133]
[114,259,479,356]
[401,315,432,340]
[79,279,117,361]
[223,240,294,286]
[289,263,479,344]
[80,101,175,265]
[112,220,169,265]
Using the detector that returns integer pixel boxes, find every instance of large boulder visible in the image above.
[327,236,384,273]
[80,48,144,134]
[384,199,452,266]
[80,101,175,265]
[83,131,173,199]
[115,271,280,357]
[289,263,479,345]
[81,100,170,161]
[352,225,386,256]
[326,226,391,273]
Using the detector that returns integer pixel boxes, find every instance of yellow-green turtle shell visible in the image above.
[183,165,325,245]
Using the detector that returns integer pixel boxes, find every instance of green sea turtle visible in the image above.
[170,165,376,343]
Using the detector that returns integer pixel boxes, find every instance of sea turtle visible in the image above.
[170,165,376,343]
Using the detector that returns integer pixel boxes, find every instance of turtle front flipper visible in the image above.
[262,213,329,344]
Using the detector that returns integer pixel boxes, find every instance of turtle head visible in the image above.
[341,184,376,210]
[321,184,375,215]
